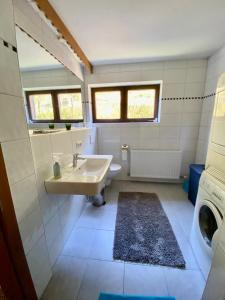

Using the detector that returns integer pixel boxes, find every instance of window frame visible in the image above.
[26,88,83,123]
[91,84,160,123]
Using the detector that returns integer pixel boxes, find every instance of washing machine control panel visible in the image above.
[200,172,225,210]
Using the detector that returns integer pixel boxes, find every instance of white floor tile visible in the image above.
[164,268,205,300]
[77,260,124,300]
[41,181,205,300]
[76,203,116,230]
[89,230,114,261]
[168,218,199,270]
[76,204,106,229]
[42,256,87,300]
[124,263,168,297]
[62,228,96,258]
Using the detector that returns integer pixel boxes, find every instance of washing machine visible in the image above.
[190,167,225,280]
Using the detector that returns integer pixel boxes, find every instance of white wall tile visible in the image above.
[181,113,201,126]
[180,163,189,176]
[19,205,44,254]
[101,140,121,162]
[21,68,81,89]
[182,100,202,113]
[198,126,210,141]
[139,138,159,150]
[101,127,122,139]
[71,128,90,153]
[0,42,22,97]
[0,0,16,46]
[161,101,182,114]
[30,134,52,168]
[50,131,73,154]
[23,129,96,296]
[164,60,187,69]
[159,126,180,139]
[163,69,186,83]
[160,113,181,126]
[195,140,208,164]
[139,125,159,139]
[159,138,180,150]
[140,70,163,81]
[186,67,206,83]
[162,83,185,98]
[183,150,196,164]
[86,59,207,179]
[181,126,199,140]
[187,59,207,68]
[180,138,197,152]
[140,61,164,70]
[0,94,28,142]
[39,194,58,226]
[59,195,85,243]
[2,139,35,185]
[26,235,52,296]
[184,83,204,97]
[10,174,39,223]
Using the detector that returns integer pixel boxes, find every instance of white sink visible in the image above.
[45,155,112,196]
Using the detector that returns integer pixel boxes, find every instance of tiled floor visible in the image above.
[42,181,206,300]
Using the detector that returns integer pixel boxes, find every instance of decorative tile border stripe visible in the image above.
[162,93,216,100]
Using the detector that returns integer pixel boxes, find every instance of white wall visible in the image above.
[21,67,82,89]
[3,125,96,297]
[0,2,96,296]
[26,128,96,296]
[196,44,225,164]
[0,0,49,296]
[85,60,207,178]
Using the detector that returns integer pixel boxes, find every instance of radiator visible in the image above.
[130,149,182,179]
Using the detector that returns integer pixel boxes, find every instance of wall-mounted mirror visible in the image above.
[15,27,85,130]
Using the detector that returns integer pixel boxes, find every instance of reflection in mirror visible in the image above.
[15,27,85,130]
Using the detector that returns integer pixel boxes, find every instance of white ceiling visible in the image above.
[16,27,61,71]
[49,0,225,65]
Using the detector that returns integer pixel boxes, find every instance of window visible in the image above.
[94,89,121,120]
[26,89,83,123]
[91,84,160,123]
[58,92,83,120]
[28,93,54,121]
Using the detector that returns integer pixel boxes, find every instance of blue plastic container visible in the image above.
[188,164,205,206]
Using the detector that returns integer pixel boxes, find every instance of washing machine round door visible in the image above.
[198,199,223,251]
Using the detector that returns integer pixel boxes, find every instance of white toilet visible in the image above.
[106,163,122,186]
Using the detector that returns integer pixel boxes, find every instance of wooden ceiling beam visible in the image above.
[34,0,93,73]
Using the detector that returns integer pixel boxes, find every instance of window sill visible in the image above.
[93,121,160,127]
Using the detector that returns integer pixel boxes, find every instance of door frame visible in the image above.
[0,220,23,299]
[0,145,37,299]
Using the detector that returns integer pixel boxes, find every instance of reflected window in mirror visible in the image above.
[28,93,54,121]
[58,91,83,120]
[26,89,83,123]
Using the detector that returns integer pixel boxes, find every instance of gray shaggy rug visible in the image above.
[113,192,185,268]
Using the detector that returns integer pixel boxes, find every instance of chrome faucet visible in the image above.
[72,153,85,168]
